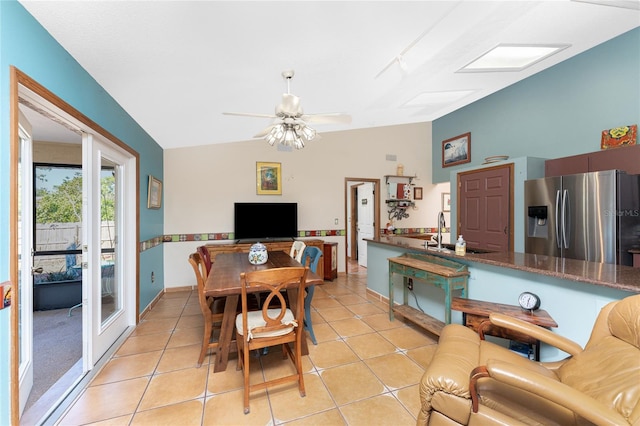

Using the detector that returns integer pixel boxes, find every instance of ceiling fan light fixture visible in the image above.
[261,122,316,149]
[300,124,317,141]
[265,124,284,146]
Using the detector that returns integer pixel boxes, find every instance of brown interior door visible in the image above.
[458,164,513,252]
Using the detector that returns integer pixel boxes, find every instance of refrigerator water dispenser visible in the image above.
[527,206,548,238]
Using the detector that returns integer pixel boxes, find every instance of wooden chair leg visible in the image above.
[243,344,251,414]
[296,331,306,397]
[198,320,212,367]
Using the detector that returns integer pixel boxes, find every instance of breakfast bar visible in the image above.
[366,235,640,361]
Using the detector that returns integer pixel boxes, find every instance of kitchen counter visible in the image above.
[367,236,640,293]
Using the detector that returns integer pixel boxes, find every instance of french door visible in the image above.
[83,133,136,365]
[16,101,137,419]
[17,111,34,415]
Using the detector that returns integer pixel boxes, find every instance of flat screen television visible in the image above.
[234,202,298,242]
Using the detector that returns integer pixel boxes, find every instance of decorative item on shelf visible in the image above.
[601,124,637,149]
[483,155,509,164]
[248,242,268,265]
[396,164,404,176]
[386,222,396,234]
[442,132,471,168]
[403,184,412,199]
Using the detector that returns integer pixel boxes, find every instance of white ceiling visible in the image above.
[18,1,640,149]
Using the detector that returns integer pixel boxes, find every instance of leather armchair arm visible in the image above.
[470,360,629,426]
[489,313,583,356]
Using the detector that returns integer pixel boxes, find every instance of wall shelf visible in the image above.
[384,175,417,221]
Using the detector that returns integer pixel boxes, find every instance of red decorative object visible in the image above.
[601,125,637,149]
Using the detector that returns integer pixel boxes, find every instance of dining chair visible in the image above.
[196,245,212,277]
[300,246,323,345]
[188,252,225,367]
[289,240,306,263]
[235,267,308,414]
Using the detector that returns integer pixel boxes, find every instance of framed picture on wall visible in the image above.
[413,187,423,200]
[442,132,471,167]
[147,175,162,209]
[442,193,451,212]
[256,162,282,195]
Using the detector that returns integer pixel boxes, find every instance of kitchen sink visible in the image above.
[426,243,494,254]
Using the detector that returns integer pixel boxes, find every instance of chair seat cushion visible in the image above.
[236,308,297,341]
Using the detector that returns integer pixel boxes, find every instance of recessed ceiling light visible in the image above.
[403,90,475,107]
[459,44,570,72]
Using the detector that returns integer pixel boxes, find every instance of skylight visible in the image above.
[459,44,570,72]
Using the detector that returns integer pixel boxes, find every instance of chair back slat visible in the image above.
[188,252,212,316]
[300,246,323,274]
[240,267,307,336]
[289,241,306,263]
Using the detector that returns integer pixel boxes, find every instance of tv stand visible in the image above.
[204,239,326,278]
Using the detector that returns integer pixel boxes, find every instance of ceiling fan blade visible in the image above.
[253,124,277,138]
[301,113,352,124]
[223,112,276,119]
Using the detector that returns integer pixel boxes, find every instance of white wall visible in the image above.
[163,122,450,288]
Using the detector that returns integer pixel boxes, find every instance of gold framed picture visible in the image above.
[256,162,282,195]
[147,175,162,209]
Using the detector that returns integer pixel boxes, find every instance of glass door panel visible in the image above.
[100,162,118,323]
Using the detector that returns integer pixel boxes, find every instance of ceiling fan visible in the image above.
[223,70,351,149]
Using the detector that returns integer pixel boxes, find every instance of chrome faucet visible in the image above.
[437,211,446,250]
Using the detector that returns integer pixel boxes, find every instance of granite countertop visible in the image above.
[367,236,640,293]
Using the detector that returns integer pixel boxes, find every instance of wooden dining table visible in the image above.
[205,250,324,373]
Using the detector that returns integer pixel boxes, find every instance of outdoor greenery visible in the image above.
[36,170,115,223]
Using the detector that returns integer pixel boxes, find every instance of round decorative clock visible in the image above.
[518,291,541,311]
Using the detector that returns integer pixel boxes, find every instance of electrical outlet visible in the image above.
[334,218,339,225]
[151,271,155,284]
[407,278,413,291]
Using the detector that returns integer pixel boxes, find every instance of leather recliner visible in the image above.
[417,294,640,426]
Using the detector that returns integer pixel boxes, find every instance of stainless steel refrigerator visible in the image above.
[524,170,640,266]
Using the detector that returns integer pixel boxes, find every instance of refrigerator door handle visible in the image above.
[562,189,569,249]
[555,190,561,249]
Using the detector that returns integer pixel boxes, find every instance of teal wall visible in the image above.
[0,1,164,421]
[432,27,640,183]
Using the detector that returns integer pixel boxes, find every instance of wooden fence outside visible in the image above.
[34,222,115,273]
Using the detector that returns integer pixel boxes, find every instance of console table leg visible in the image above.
[388,268,394,321]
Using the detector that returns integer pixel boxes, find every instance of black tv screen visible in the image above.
[234,202,298,242]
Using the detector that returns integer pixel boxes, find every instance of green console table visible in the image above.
[388,253,469,336]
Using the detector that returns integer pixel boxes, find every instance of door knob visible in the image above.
[504,226,508,234]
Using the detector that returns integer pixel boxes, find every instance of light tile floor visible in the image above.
[56,263,438,425]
